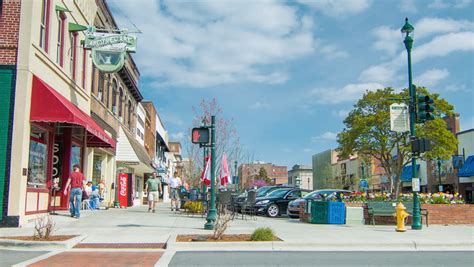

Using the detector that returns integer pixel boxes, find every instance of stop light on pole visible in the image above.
[191,127,210,144]
[416,95,435,123]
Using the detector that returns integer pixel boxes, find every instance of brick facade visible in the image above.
[0,0,21,65]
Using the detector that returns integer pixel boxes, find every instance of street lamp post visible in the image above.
[204,115,217,230]
[401,17,422,230]
[437,158,443,192]
[234,160,238,191]
[307,177,310,190]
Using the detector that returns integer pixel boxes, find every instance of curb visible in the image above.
[167,234,473,251]
[0,234,87,250]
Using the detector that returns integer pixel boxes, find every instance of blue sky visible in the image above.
[108,0,474,168]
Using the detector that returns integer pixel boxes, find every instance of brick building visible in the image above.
[238,162,288,188]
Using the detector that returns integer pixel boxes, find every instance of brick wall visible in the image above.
[0,0,21,65]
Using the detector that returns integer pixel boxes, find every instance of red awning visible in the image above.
[30,75,116,148]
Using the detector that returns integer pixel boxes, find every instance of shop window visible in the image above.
[28,128,49,188]
[39,0,51,52]
[70,144,82,173]
[56,12,66,66]
[70,33,77,80]
[92,155,102,185]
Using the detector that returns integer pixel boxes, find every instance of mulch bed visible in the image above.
[74,243,167,249]
[0,235,78,241]
[176,234,281,242]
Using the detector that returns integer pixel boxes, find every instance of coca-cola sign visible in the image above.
[118,173,128,207]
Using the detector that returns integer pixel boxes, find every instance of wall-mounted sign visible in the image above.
[84,27,137,73]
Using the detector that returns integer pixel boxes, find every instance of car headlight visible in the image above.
[255,200,270,205]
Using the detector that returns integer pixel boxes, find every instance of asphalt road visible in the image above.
[0,249,49,267]
[168,251,473,267]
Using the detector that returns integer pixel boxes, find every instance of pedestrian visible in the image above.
[145,172,162,213]
[169,172,182,211]
[63,164,86,218]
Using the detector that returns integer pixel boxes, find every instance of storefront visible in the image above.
[27,76,115,214]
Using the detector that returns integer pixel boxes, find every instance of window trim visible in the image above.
[70,32,78,81]
[39,0,51,52]
[81,47,87,89]
[57,12,66,67]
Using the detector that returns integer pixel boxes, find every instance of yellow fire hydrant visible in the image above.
[395,202,409,232]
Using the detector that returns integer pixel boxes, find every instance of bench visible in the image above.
[367,201,429,227]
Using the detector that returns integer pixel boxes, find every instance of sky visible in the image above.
[107,0,474,168]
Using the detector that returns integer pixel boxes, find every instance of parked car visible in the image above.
[287,189,352,218]
[253,188,311,217]
[232,186,292,212]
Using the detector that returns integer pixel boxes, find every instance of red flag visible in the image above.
[220,153,230,186]
[201,156,211,186]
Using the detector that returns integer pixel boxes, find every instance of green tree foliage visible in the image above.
[256,167,272,185]
[337,86,457,193]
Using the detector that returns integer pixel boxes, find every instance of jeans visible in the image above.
[69,188,82,218]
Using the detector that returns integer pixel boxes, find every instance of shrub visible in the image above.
[251,227,276,241]
[33,215,56,240]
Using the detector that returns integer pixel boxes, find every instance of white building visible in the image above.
[288,165,313,190]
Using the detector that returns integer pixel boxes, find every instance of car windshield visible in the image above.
[256,186,273,197]
[303,190,334,199]
[267,188,291,198]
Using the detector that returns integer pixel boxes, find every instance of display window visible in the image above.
[28,127,49,188]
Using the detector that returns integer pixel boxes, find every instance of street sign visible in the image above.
[390,103,410,132]
[359,179,368,189]
[191,127,210,144]
[412,178,420,192]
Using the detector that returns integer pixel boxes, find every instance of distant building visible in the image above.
[239,162,288,188]
[457,128,473,203]
[288,165,313,190]
[312,150,335,190]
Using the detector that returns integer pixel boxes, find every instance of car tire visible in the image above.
[266,204,279,217]
[288,215,299,219]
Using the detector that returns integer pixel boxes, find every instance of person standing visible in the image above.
[63,164,85,218]
[169,172,182,211]
[145,172,162,213]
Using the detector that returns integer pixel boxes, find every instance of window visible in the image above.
[81,48,87,89]
[97,70,104,101]
[92,155,102,185]
[70,33,77,80]
[39,0,50,51]
[118,88,123,117]
[111,80,117,114]
[128,100,132,128]
[28,127,49,188]
[56,12,66,66]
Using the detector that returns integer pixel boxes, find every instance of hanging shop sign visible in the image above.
[84,28,137,73]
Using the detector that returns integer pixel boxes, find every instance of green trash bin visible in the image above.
[309,201,328,224]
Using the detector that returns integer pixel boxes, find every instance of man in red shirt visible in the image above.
[63,164,85,218]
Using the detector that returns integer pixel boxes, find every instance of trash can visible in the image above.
[308,201,345,224]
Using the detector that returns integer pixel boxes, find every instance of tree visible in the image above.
[337,86,457,195]
[184,98,245,188]
[256,167,272,185]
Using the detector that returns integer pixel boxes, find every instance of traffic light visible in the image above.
[416,95,435,123]
[191,127,210,144]
[411,137,431,155]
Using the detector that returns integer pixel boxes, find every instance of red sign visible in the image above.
[118,173,128,207]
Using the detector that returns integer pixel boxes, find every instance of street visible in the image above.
[168,251,473,267]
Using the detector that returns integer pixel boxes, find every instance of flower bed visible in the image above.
[343,192,465,204]
[176,234,282,242]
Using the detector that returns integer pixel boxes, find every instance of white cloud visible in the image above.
[298,0,373,17]
[359,64,397,83]
[109,0,316,88]
[428,0,472,9]
[415,17,474,40]
[250,101,271,110]
[303,148,314,153]
[311,82,384,104]
[415,68,449,87]
[399,0,418,13]
[332,109,350,118]
[162,113,184,126]
[320,44,350,59]
[444,84,469,92]
[412,32,474,63]
[312,131,338,142]
[371,26,400,56]
[170,132,185,140]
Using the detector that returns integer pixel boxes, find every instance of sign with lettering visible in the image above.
[118,173,129,207]
[390,103,409,133]
[84,28,137,73]
[52,142,62,190]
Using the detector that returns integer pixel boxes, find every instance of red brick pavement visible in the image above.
[28,252,163,267]
[74,243,166,249]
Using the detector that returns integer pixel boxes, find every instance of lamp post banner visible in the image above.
[390,103,409,132]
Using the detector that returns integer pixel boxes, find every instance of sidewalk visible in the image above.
[1,202,472,251]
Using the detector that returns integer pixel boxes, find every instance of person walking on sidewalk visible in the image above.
[169,172,182,211]
[145,172,162,213]
[63,164,86,218]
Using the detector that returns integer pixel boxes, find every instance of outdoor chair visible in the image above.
[81,199,92,210]
[240,191,257,220]
[217,191,234,218]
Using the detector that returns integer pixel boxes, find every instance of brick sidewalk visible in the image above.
[28,251,163,267]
